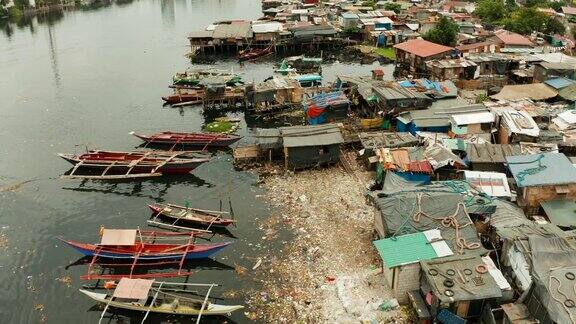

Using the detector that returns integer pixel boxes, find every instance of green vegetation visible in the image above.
[423,16,459,46]
[474,0,568,36]
[202,119,239,133]
[475,93,489,103]
[373,47,396,60]
[383,2,402,14]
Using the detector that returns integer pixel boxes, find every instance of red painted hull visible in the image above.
[58,150,209,174]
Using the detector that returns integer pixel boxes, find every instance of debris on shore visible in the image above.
[249,166,414,322]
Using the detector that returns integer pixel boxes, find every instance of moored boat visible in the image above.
[148,203,236,228]
[238,45,274,62]
[58,150,209,178]
[60,228,231,260]
[131,131,241,148]
[80,278,243,320]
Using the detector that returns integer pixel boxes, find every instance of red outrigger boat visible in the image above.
[59,228,232,280]
[131,131,241,148]
[58,150,210,179]
[238,45,274,62]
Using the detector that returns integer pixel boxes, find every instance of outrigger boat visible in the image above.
[81,278,244,323]
[58,150,210,179]
[60,229,231,261]
[130,131,241,148]
[60,229,232,280]
[238,44,274,62]
[173,69,242,86]
[148,203,236,229]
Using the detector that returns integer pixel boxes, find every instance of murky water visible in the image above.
[0,1,387,323]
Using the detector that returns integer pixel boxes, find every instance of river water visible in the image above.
[0,1,386,323]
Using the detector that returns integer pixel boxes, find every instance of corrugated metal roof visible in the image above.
[373,230,452,268]
[251,21,283,33]
[188,30,214,39]
[539,61,576,70]
[507,153,576,187]
[464,171,511,197]
[280,124,343,148]
[373,84,430,100]
[494,30,534,46]
[559,84,576,101]
[541,200,576,228]
[466,143,522,163]
[212,21,252,39]
[544,77,576,90]
[451,111,494,125]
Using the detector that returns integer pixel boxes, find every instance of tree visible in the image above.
[423,16,459,46]
[505,0,518,11]
[384,3,402,14]
[545,17,566,35]
[474,0,507,23]
[502,7,548,34]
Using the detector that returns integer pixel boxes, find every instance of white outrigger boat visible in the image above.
[80,278,243,323]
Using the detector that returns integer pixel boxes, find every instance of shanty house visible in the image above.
[279,124,343,170]
[339,12,359,29]
[541,199,576,230]
[522,236,576,323]
[251,21,283,42]
[450,109,494,136]
[490,30,534,51]
[304,91,350,124]
[374,147,433,183]
[465,143,521,173]
[506,153,576,215]
[463,170,511,198]
[373,229,453,304]
[397,104,491,136]
[425,58,478,81]
[419,256,504,320]
[495,109,540,144]
[533,62,576,83]
[394,39,454,75]
[211,21,253,46]
[371,84,433,113]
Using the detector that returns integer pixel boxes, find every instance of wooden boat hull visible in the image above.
[148,203,236,228]
[80,289,244,316]
[58,151,209,175]
[238,46,274,62]
[131,132,241,148]
[62,240,231,260]
[162,93,203,105]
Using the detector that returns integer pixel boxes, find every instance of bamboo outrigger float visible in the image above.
[81,278,243,323]
[58,150,210,180]
[60,228,232,280]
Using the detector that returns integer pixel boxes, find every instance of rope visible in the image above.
[413,193,481,254]
[508,154,547,186]
[549,275,576,324]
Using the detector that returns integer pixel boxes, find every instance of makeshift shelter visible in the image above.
[373,229,453,304]
[374,147,433,184]
[358,131,419,160]
[249,77,303,112]
[371,190,486,257]
[523,236,576,323]
[552,110,576,131]
[533,62,576,83]
[491,83,558,101]
[397,79,458,99]
[506,153,576,214]
[394,39,454,75]
[371,83,433,113]
[420,256,503,320]
[279,124,343,169]
[496,109,540,144]
[463,171,511,198]
[397,104,490,135]
[465,143,522,172]
[541,200,576,229]
[304,91,350,125]
[425,58,478,81]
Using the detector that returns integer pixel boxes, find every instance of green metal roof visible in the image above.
[373,232,438,268]
[541,200,576,228]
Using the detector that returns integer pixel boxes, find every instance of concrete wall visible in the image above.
[385,263,422,304]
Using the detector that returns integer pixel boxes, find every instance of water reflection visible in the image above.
[160,0,175,27]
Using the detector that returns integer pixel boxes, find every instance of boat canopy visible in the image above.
[113,278,154,300]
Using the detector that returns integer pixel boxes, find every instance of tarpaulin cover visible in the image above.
[372,190,485,256]
[524,236,576,323]
[381,171,427,193]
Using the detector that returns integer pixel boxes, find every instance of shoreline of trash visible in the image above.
[246,162,416,322]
